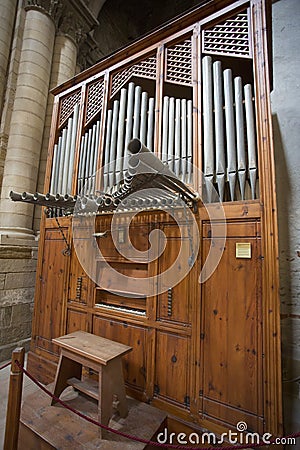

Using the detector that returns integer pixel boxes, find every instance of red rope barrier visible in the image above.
[15,360,300,450]
[0,361,11,371]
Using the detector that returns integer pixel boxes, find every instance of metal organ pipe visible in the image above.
[133,85,142,138]
[187,100,193,184]
[103,109,113,192]
[181,99,187,184]
[244,84,257,199]
[140,91,148,144]
[202,56,214,202]
[116,88,127,184]
[124,82,135,148]
[174,98,181,178]
[224,68,237,201]
[50,144,58,194]
[61,116,73,195]
[67,103,79,193]
[109,99,120,187]
[201,56,258,202]
[234,76,246,200]
[50,104,80,198]
[162,96,169,160]
[147,97,155,152]
[213,60,225,201]
[57,127,67,194]
[167,97,175,172]
[92,119,101,192]
[101,82,156,194]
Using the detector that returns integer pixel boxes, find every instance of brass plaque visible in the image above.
[236,242,251,259]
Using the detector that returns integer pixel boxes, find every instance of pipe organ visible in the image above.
[24,0,282,439]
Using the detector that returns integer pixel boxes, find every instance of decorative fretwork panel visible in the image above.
[85,78,104,125]
[111,55,156,98]
[202,11,251,58]
[59,89,81,128]
[165,39,192,86]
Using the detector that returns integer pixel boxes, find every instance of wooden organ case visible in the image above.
[27,0,283,438]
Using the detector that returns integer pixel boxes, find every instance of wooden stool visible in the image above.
[51,331,132,437]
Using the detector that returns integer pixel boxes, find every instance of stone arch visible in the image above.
[93,0,202,58]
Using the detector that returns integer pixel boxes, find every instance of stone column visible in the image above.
[0,2,56,241]
[0,0,18,112]
[33,32,77,231]
[33,3,99,232]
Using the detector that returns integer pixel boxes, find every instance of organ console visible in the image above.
[19,0,282,439]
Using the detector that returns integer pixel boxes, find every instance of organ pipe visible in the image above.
[213,60,225,201]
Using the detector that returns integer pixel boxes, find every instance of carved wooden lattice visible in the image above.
[85,78,104,125]
[111,55,156,98]
[59,89,81,128]
[203,11,251,58]
[165,39,192,86]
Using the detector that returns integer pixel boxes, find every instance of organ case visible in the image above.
[27,0,282,438]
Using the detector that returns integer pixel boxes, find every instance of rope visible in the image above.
[15,360,300,450]
[0,361,11,371]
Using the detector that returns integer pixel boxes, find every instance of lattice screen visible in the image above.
[165,38,192,86]
[111,55,156,98]
[202,11,251,58]
[59,89,81,128]
[85,78,105,125]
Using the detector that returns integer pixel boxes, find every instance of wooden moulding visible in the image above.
[251,0,283,436]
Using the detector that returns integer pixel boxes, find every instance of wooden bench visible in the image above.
[51,331,132,438]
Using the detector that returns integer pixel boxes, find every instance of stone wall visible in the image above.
[0,245,37,361]
[271,0,300,436]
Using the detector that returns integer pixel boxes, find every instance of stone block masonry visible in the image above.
[0,245,37,362]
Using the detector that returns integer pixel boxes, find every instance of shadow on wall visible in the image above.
[93,0,203,59]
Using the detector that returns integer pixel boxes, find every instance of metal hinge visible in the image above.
[184,395,190,407]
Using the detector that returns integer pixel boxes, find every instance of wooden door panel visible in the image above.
[157,235,191,324]
[68,240,90,304]
[35,228,69,355]
[93,316,147,391]
[201,229,263,426]
[154,331,190,408]
[67,310,87,333]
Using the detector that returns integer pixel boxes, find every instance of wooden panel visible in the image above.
[93,316,147,391]
[66,310,87,333]
[96,218,150,262]
[154,331,190,407]
[26,352,57,385]
[96,261,149,298]
[68,241,90,304]
[157,235,191,324]
[203,398,264,434]
[34,229,69,355]
[201,227,263,428]
[203,220,260,238]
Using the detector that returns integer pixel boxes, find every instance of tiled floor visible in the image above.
[0,355,36,450]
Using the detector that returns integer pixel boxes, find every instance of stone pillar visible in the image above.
[33,2,99,232]
[33,32,77,231]
[0,3,56,241]
[0,0,18,112]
